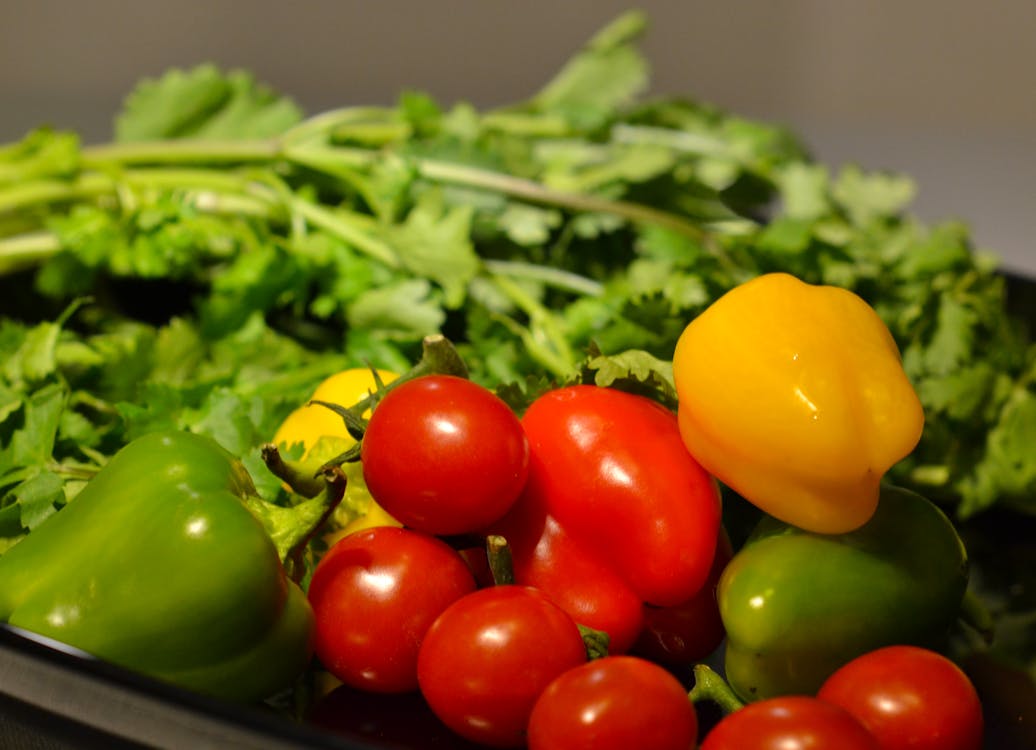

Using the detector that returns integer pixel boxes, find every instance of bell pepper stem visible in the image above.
[243,465,347,583]
[577,624,611,661]
[689,663,745,715]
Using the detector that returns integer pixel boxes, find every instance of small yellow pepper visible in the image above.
[672,273,924,534]
[273,367,402,534]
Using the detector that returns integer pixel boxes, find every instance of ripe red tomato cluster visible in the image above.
[306,375,721,747]
[304,375,984,749]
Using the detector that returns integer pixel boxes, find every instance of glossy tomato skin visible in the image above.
[817,645,984,750]
[361,375,529,535]
[417,585,587,748]
[522,386,720,605]
[701,696,880,750]
[633,528,732,666]
[527,656,698,750]
[307,526,476,693]
[492,481,646,652]
[494,386,721,652]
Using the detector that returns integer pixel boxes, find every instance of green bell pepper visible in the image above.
[0,430,345,703]
[719,484,969,701]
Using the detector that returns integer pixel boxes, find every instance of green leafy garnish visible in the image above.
[2,10,1035,557]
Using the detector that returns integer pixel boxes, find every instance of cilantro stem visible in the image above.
[281,144,374,171]
[288,198,399,268]
[0,168,270,216]
[121,167,270,195]
[47,463,100,481]
[185,190,278,219]
[0,161,402,268]
[482,259,604,297]
[490,311,575,379]
[280,106,404,147]
[480,110,573,138]
[488,272,577,377]
[416,158,712,244]
[0,174,113,215]
[6,133,732,273]
[0,231,62,274]
[81,139,280,166]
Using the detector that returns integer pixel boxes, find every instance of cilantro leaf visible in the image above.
[831,165,916,226]
[4,383,66,468]
[347,279,446,340]
[0,129,80,186]
[0,9,1034,548]
[528,10,649,130]
[390,190,480,308]
[961,389,1036,516]
[13,469,64,531]
[583,348,677,408]
[115,65,302,141]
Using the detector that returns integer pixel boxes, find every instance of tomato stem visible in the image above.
[688,663,744,715]
[260,443,330,498]
[307,399,368,441]
[336,335,469,423]
[577,624,611,661]
[243,465,348,582]
[486,534,515,586]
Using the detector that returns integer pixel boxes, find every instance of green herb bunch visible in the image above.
[1,11,1033,553]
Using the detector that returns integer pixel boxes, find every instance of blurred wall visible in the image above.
[2,0,1034,272]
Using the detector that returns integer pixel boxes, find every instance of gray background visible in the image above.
[3,1,1034,273]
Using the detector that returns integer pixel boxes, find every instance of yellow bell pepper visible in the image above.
[273,367,402,533]
[672,273,924,534]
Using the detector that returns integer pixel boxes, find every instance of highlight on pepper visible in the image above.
[671,272,924,534]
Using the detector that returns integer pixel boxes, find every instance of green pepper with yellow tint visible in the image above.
[719,484,969,702]
[0,430,344,702]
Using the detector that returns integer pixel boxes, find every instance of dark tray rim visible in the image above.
[1,610,374,748]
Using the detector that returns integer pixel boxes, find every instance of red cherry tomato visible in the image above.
[701,696,880,750]
[817,645,984,750]
[360,374,529,535]
[417,585,588,748]
[633,528,732,666]
[527,656,698,750]
[307,526,476,693]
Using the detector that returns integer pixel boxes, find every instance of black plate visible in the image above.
[0,624,360,749]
